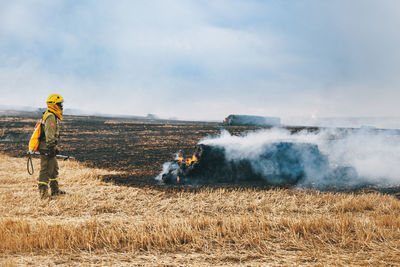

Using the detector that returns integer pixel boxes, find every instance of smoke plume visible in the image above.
[197,128,400,187]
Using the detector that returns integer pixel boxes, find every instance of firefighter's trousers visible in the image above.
[38,152,59,186]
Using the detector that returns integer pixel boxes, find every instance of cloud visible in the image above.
[1,1,400,121]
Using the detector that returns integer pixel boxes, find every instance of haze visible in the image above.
[1,0,400,121]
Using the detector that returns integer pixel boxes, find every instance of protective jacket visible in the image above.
[38,111,60,152]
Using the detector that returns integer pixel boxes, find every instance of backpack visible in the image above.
[28,120,43,153]
[28,112,52,153]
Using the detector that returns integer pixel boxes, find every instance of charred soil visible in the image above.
[0,115,261,183]
[0,115,399,197]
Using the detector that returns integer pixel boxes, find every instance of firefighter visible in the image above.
[38,94,65,199]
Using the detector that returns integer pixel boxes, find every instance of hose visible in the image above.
[26,152,74,175]
[27,154,34,175]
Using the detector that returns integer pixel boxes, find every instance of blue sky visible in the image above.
[1,0,400,120]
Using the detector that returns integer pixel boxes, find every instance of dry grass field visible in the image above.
[0,153,399,266]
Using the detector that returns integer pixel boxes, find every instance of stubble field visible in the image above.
[0,115,399,266]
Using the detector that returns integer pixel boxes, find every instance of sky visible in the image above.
[1,0,400,121]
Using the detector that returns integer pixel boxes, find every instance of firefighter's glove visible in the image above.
[48,146,57,157]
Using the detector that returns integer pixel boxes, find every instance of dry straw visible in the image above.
[0,153,399,266]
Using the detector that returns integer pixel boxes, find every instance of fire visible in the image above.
[176,151,199,165]
[185,154,198,165]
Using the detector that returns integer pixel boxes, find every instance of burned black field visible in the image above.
[1,115,399,197]
[0,115,266,185]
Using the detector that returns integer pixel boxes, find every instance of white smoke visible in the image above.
[199,128,400,186]
[155,161,177,182]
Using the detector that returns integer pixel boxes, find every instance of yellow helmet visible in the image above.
[46,93,64,120]
[47,93,64,105]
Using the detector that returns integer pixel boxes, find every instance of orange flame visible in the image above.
[176,152,199,165]
[185,154,198,165]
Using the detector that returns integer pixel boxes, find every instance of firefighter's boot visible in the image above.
[49,179,66,196]
[38,184,49,199]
